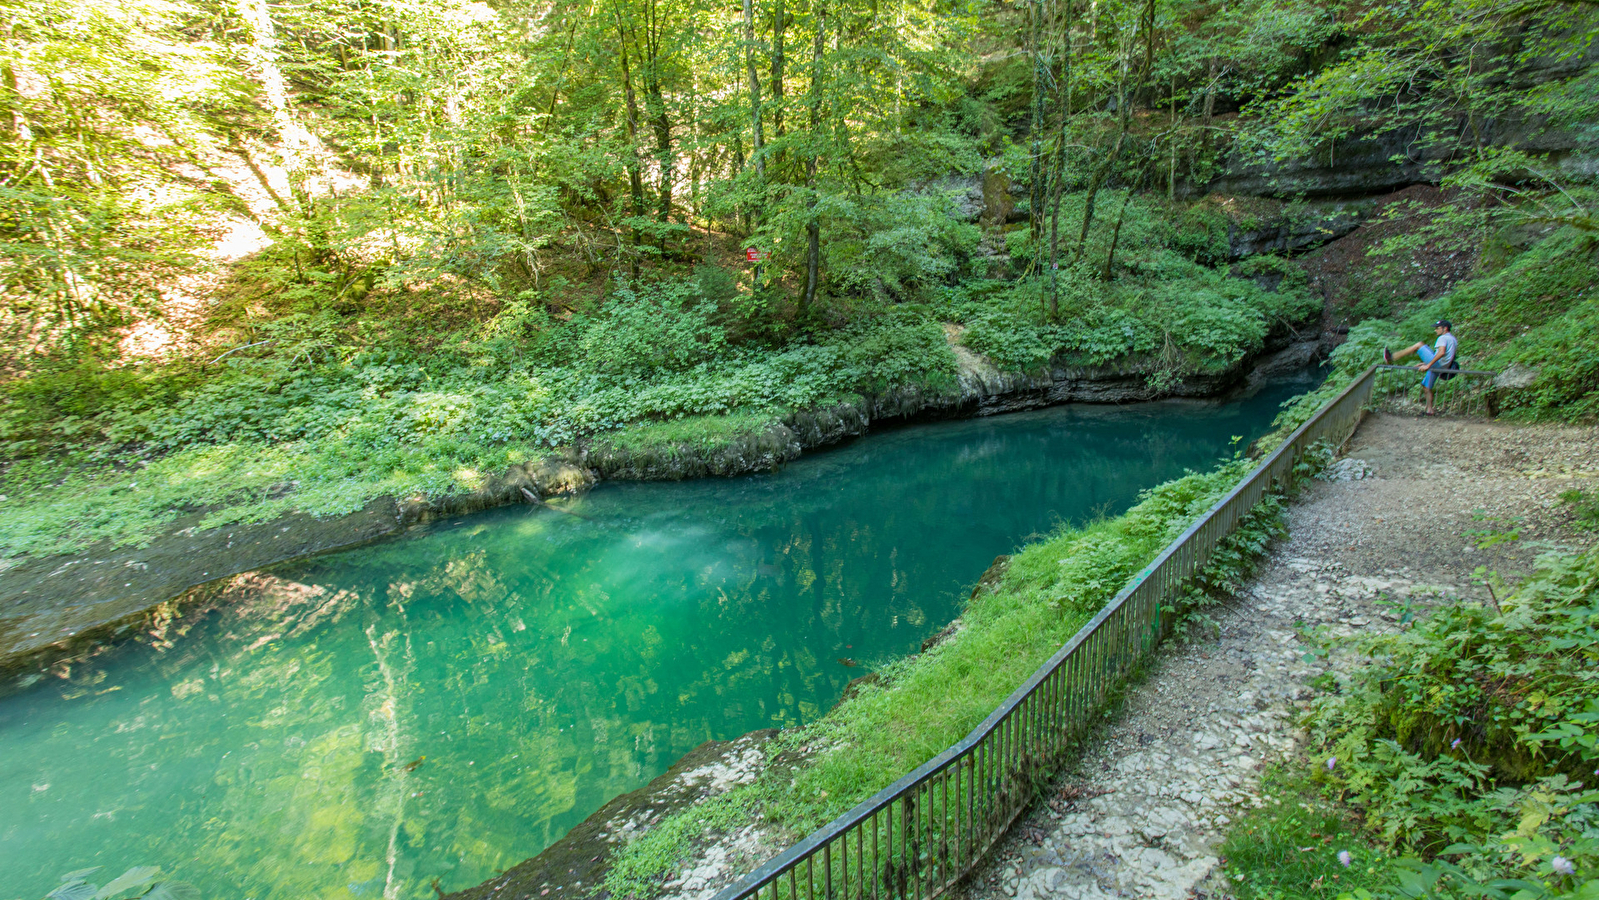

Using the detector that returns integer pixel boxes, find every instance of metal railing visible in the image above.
[1376,364,1498,377]
[709,365,1379,900]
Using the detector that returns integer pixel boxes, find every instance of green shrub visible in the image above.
[1165,200,1233,265]
[1297,544,1599,895]
[554,278,729,376]
[1560,489,1599,532]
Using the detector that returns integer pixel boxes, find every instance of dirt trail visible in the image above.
[956,412,1599,900]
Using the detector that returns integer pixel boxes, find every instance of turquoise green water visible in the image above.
[0,379,1313,900]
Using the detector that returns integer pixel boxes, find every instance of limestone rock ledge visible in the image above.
[0,459,595,670]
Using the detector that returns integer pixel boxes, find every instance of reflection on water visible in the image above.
[0,377,1316,899]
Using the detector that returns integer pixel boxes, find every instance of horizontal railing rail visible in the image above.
[1376,364,1498,377]
[708,365,1379,900]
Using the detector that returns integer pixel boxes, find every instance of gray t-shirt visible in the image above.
[1435,332,1458,367]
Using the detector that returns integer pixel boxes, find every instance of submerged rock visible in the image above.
[443,731,779,900]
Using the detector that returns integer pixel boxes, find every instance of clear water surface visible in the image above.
[0,376,1316,900]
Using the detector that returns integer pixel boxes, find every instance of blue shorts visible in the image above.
[1416,346,1452,388]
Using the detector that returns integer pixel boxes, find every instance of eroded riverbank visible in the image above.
[0,337,1323,670]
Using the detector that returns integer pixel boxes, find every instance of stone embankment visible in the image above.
[957,412,1599,900]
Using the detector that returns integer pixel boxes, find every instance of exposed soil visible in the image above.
[1297,185,1479,324]
[953,411,1598,900]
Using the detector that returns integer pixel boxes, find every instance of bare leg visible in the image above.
[1391,341,1426,361]
[1423,384,1435,414]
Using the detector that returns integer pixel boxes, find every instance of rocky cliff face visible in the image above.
[1209,37,1599,198]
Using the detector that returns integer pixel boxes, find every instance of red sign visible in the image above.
[746,248,769,262]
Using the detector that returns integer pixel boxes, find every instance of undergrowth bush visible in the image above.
[959,191,1319,379]
[0,280,961,559]
[1293,545,1599,899]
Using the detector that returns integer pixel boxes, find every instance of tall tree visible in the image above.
[801,0,826,314]
[744,0,766,189]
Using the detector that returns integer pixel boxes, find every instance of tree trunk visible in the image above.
[1070,29,1136,267]
[642,0,673,251]
[615,20,646,273]
[1027,0,1046,263]
[1070,120,1125,266]
[1139,0,1156,105]
[1103,174,1140,279]
[1,52,26,139]
[744,0,765,185]
[800,0,825,316]
[772,0,787,165]
[545,15,581,129]
[1168,74,1177,201]
[236,0,323,257]
[1046,0,1073,317]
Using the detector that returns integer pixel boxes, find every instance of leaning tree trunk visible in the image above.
[236,0,327,260]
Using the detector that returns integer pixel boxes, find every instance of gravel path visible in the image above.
[956,412,1599,900]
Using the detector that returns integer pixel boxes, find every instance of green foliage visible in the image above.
[830,321,959,392]
[811,192,983,305]
[0,0,239,346]
[1560,490,1599,533]
[1244,0,1598,234]
[1296,544,1599,896]
[1220,767,1392,900]
[551,279,729,377]
[1166,201,1233,265]
[1312,546,1599,792]
[958,193,1319,377]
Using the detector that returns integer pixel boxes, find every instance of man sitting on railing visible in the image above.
[1383,320,1459,416]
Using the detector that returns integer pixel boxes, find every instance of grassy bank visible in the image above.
[597,351,1362,898]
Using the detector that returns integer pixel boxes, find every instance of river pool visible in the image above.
[0,376,1317,900]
